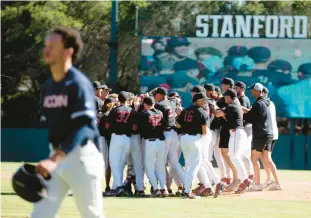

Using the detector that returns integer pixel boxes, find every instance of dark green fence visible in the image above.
[1,129,310,170]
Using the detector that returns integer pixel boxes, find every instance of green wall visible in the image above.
[1,129,310,170]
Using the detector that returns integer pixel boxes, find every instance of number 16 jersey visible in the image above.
[107,105,135,137]
[177,105,209,135]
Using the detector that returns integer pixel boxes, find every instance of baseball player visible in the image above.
[260,87,282,190]
[218,78,240,191]
[93,81,104,114]
[106,91,136,196]
[33,27,104,218]
[234,81,254,180]
[154,87,185,195]
[214,89,252,194]
[242,83,274,191]
[138,96,168,197]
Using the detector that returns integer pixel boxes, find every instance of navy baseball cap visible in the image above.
[262,87,269,94]
[143,96,155,106]
[248,46,271,64]
[204,84,215,91]
[221,77,234,86]
[248,83,264,92]
[224,88,237,99]
[191,85,205,93]
[118,91,130,102]
[235,81,246,89]
[155,87,168,95]
[193,92,208,102]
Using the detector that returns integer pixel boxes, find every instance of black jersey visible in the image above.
[177,105,209,135]
[138,108,165,140]
[40,66,100,153]
[223,101,244,130]
[107,105,135,137]
[155,99,176,130]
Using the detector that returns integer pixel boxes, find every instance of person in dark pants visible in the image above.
[242,83,274,191]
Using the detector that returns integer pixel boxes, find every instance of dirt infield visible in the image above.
[223,181,311,201]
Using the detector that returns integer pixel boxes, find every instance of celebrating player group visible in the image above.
[96,76,282,199]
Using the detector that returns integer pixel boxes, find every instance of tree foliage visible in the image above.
[1,1,311,127]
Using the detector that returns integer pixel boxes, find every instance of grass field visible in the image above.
[1,162,311,218]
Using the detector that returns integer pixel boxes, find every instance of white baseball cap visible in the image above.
[249,83,264,91]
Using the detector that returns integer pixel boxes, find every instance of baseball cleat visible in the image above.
[116,186,127,197]
[214,182,226,198]
[182,192,197,199]
[161,189,169,197]
[235,179,253,194]
[262,180,274,189]
[105,186,111,192]
[198,187,214,197]
[103,189,116,197]
[225,178,240,191]
[168,189,173,196]
[175,186,183,197]
[226,178,232,185]
[248,174,254,181]
[268,183,282,191]
[151,189,161,198]
[249,184,263,192]
[192,184,204,194]
[220,178,227,183]
[136,191,146,197]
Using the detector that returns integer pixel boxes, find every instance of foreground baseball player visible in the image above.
[139,96,168,197]
[33,27,104,218]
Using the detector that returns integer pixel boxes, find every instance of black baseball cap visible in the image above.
[118,91,130,102]
[224,88,237,99]
[168,91,180,98]
[191,85,205,93]
[93,81,112,91]
[143,96,155,106]
[155,87,168,95]
[262,87,269,94]
[215,86,221,93]
[221,77,234,86]
[204,84,215,91]
[234,81,246,89]
[193,92,208,102]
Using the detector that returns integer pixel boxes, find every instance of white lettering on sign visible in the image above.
[195,15,308,38]
[43,95,68,108]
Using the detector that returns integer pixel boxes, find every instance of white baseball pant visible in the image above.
[130,134,144,191]
[243,124,254,176]
[100,136,109,171]
[212,129,232,179]
[109,134,131,189]
[164,130,184,186]
[198,131,221,185]
[229,129,248,181]
[31,141,104,218]
[180,134,202,194]
[145,139,167,190]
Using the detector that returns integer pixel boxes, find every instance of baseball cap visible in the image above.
[168,92,180,98]
[248,46,271,64]
[118,91,130,102]
[143,96,155,106]
[101,85,112,91]
[215,86,221,93]
[155,87,168,95]
[298,63,311,77]
[234,81,246,89]
[249,83,264,92]
[193,92,208,102]
[224,88,237,99]
[268,59,292,73]
[204,84,215,91]
[262,87,269,94]
[93,81,105,90]
[103,97,116,106]
[221,77,234,86]
[191,85,205,93]
[228,46,248,56]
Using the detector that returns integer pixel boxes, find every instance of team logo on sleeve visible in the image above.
[43,95,68,108]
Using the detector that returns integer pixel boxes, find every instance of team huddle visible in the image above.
[95,77,282,199]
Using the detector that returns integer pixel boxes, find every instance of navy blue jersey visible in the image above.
[41,67,100,154]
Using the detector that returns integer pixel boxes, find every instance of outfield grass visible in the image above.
[1,162,311,218]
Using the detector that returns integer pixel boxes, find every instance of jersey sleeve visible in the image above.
[69,82,97,120]
[177,110,185,125]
